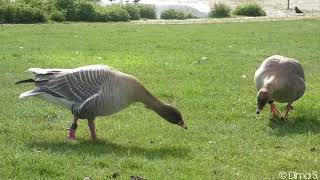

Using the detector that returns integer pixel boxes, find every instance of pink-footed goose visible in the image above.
[254,55,305,120]
[16,65,187,141]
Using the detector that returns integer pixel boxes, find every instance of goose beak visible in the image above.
[178,120,187,129]
[256,108,261,114]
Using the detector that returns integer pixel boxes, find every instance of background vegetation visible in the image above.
[160,8,194,20]
[209,2,231,18]
[0,0,270,23]
[0,19,319,179]
[233,2,266,17]
[0,0,156,23]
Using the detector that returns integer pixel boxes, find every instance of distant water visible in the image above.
[100,0,211,18]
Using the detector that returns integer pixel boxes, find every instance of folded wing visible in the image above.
[28,65,110,103]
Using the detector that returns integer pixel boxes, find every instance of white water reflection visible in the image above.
[100,0,211,18]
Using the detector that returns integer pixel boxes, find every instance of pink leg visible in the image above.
[283,103,293,121]
[66,116,78,141]
[270,103,280,118]
[88,119,97,141]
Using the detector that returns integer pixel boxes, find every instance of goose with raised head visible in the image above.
[16,65,187,141]
[254,55,305,120]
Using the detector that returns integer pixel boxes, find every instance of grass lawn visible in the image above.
[0,19,320,179]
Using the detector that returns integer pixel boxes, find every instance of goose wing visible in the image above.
[29,65,113,103]
[280,59,305,80]
[254,55,305,91]
[258,55,305,79]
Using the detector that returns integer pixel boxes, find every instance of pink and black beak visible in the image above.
[256,101,266,114]
[256,108,262,114]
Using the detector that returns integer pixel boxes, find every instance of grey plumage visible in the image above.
[254,55,305,119]
[19,65,139,119]
[254,55,305,103]
[17,64,186,140]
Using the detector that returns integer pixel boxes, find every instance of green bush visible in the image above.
[93,6,105,21]
[233,3,266,17]
[161,9,191,20]
[185,13,196,19]
[0,0,152,23]
[0,0,10,4]
[123,4,140,20]
[55,0,79,21]
[17,0,57,15]
[95,5,130,22]
[0,3,7,23]
[77,1,95,21]
[55,0,96,21]
[105,5,130,22]
[137,4,156,19]
[56,0,75,10]
[50,10,65,22]
[0,3,46,23]
[209,2,231,18]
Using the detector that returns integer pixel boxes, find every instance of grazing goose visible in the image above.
[16,65,187,141]
[254,55,305,120]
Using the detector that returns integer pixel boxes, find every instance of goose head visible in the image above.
[157,104,187,129]
[256,88,271,114]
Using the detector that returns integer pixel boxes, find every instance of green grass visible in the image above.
[0,19,320,179]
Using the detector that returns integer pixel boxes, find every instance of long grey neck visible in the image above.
[137,86,165,113]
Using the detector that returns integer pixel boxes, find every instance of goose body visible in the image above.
[20,65,137,118]
[17,65,186,140]
[254,55,305,119]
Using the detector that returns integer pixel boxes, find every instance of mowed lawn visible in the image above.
[0,19,320,179]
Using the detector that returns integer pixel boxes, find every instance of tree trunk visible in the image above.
[287,0,290,9]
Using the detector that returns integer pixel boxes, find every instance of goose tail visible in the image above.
[19,90,42,99]
[18,89,73,108]
[15,78,35,84]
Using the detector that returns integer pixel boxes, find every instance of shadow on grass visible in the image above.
[268,110,320,136]
[27,139,189,159]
